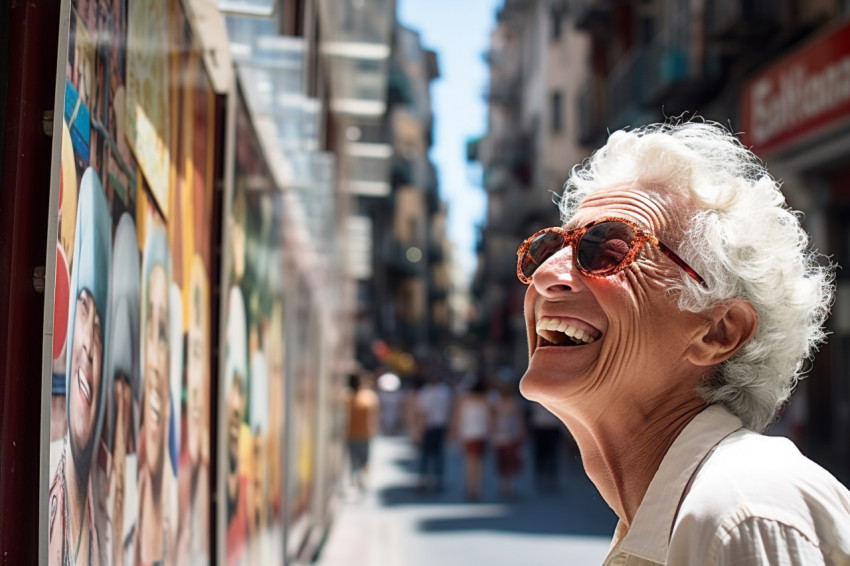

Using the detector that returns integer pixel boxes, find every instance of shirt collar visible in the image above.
[607,404,744,563]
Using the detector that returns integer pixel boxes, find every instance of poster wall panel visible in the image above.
[45,0,220,563]
[220,86,286,566]
[286,273,317,559]
[126,0,170,214]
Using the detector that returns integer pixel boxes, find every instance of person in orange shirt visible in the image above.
[346,372,380,491]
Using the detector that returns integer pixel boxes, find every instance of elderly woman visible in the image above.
[517,121,850,564]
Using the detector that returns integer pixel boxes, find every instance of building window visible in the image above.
[551,91,563,134]
[551,8,563,40]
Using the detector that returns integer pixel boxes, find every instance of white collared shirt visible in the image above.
[604,405,850,565]
[416,382,452,427]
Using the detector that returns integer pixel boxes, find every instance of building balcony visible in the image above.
[574,0,611,33]
[390,155,414,187]
[486,79,521,107]
[706,0,787,49]
[427,239,445,263]
[322,42,391,118]
[428,285,448,302]
[607,46,654,131]
[481,134,534,189]
[424,161,440,213]
[388,65,414,106]
[644,24,723,113]
[344,142,392,197]
[482,164,513,192]
[385,240,426,277]
[577,78,607,146]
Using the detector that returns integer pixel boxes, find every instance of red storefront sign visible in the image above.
[742,19,850,156]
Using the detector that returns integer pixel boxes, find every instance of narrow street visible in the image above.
[316,435,618,566]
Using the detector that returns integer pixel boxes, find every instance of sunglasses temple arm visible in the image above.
[657,242,707,287]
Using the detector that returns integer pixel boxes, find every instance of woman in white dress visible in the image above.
[450,376,491,501]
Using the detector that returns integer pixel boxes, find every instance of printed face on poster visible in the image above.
[47,0,219,564]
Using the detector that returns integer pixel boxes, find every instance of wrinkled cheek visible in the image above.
[523,292,537,357]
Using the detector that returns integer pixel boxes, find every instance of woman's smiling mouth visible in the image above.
[536,316,601,346]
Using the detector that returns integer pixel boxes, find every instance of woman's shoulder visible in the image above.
[674,429,850,554]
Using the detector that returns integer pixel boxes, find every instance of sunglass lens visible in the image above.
[522,231,567,279]
[578,222,635,274]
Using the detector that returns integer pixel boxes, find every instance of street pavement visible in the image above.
[315,435,618,566]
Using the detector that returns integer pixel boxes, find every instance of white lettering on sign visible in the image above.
[750,56,850,146]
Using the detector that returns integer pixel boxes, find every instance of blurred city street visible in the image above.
[316,435,618,566]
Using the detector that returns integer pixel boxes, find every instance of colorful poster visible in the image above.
[318,328,348,529]
[287,274,317,556]
[222,89,285,566]
[169,7,218,564]
[47,0,219,563]
[126,0,170,216]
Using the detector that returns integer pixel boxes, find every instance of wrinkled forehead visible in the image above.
[567,184,688,238]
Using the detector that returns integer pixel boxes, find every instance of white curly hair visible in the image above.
[558,119,835,432]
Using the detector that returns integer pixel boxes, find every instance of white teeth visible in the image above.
[536,317,598,345]
[78,368,91,403]
[537,318,563,332]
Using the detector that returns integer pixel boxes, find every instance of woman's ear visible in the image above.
[687,300,758,367]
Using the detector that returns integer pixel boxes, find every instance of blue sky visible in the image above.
[397,0,502,278]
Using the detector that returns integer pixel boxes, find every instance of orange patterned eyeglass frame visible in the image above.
[515,217,706,287]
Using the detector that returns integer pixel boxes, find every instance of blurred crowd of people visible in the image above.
[345,365,578,501]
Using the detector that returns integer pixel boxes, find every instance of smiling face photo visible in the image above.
[69,288,104,469]
[144,262,169,480]
[64,168,113,476]
[186,258,209,467]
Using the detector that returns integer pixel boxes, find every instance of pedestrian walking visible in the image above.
[492,381,525,498]
[346,372,380,491]
[530,402,562,492]
[414,373,452,491]
[450,374,491,501]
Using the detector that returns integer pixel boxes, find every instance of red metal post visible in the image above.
[0,0,62,563]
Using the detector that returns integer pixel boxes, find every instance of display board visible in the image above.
[220,86,287,566]
[284,273,318,559]
[45,0,220,563]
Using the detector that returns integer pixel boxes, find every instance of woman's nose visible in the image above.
[530,246,580,296]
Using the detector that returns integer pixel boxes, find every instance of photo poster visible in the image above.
[46,0,219,564]
[320,330,347,525]
[221,89,286,566]
[126,0,170,216]
[286,274,317,557]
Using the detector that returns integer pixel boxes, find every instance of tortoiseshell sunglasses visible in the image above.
[516,217,706,286]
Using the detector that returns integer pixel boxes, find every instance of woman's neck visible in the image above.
[552,393,706,527]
